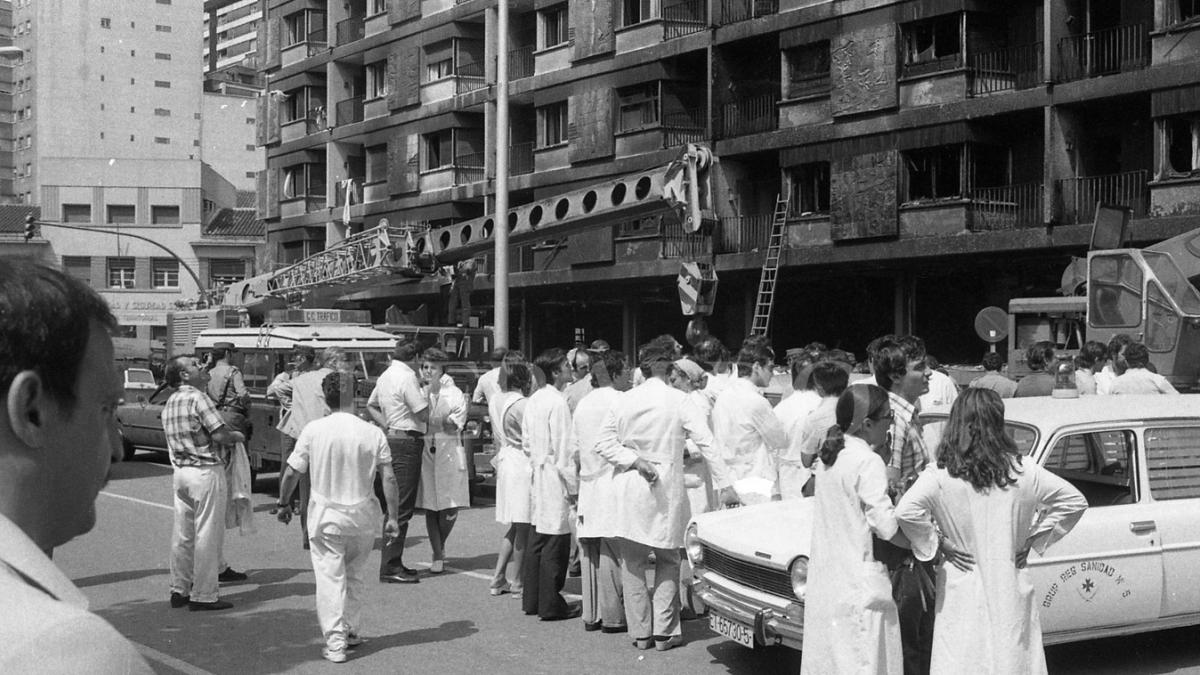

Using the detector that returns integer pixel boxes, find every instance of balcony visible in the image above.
[662,109,706,148]
[510,142,534,176]
[661,217,713,258]
[456,62,487,95]
[1057,23,1149,82]
[281,29,329,67]
[715,213,772,253]
[968,183,1044,230]
[718,93,778,139]
[509,46,534,80]
[335,179,365,209]
[1057,170,1149,224]
[336,17,364,46]
[717,0,777,25]
[664,0,706,40]
[969,43,1042,96]
[335,96,364,126]
[453,153,486,185]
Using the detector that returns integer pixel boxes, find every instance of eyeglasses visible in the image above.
[869,411,895,423]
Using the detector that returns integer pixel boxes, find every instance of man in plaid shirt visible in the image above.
[161,356,245,611]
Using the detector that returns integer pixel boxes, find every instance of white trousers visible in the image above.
[170,465,227,603]
[617,538,681,639]
[310,528,376,651]
[580,537,625,628]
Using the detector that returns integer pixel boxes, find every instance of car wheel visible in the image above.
[120,431,136,461]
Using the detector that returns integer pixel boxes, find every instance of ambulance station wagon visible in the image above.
[687,395,1200,650]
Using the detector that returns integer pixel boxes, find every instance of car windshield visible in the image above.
[126,370,155,384]
[359,351,393,378]
[919,414,1039,457]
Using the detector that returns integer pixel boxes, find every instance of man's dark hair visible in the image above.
[1123,342,1150,368]
[734,343,774,378]
[501,361,531,395]
[692,336,728,370]
[0,260,116,408]
[321,371,345,409]
[651,334,682,359]
[741,334,772,353]
[393,338,419,362]
[1078,340,1107,370]
[638,341,675,378]
[534,348,568,383]
[1107,334,1135,361]
[590,350,627,388]
[981,351,1005,372]
[210,348,229,362]
[488,346,509,363]
[1025,341,1056,372]
[811,361,849,398]
[872,335,927,389]
[422,347,449,363]
[865,334,896,363]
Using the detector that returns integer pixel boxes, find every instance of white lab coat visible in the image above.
[571,386,623,539]
[711,377,787,499]
[800,435,903,675]
[417,375,470,511]
[595,378,729,550]
[774,389,820,500]
[682,389,715,515]
[895,458,1087,675]
[492,393,532,525]
[523,385,576,536]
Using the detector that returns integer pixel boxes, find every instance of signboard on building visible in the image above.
[101,293,178,326]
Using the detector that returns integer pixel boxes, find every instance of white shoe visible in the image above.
[322,648,347,663]
[430,560,445,574]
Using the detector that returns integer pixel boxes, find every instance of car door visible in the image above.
[1140,424,1200,618]
[1028,427,1164,638]
[120,385,172,449]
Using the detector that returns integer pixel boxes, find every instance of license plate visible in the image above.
[709,612,754,648]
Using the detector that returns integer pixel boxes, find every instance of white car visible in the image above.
[688,394,1200,650]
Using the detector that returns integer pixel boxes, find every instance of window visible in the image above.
[281,163,326,199]
[156,24,172,32]
[130,50,136,57]
[244,144,256,151]
[154,80,171,88]
[107,205,136,224]
[1160,116,1200,177]
[621,0,653,26]
[155,108,171,116]
[366,144,388,184]
[151,205,179,224]
[155,52,171,60]
[617,83,659,132]
[424,41,453,82]
[1044,430,1136,507]
[157,0,172,4]
[114,326,138,339]
[421,130,453,171]
[537,101,568,148]
[1089,253,1144,328]
[151,258,179,288]
[1174,0,1200,24]
[788,161,831,215]
[62,256,91,286]
[100,17,111,28]
[107,257,136,289]
[541,5,569,48]
[151,326,168,343]
[1145,427,1200,500]
[246,117,255,125]
[285,10,326,46]
[371,0,388,15]
[903,14,962,76]
[61,201,90,223]
[23,162,31,177]
[209,259,247,287]
[23,106,31,120]
[366,60,388,99]
[903,145,963,202]
[154,137,170,144]
[130,106,136,113]
[786,41,831,98]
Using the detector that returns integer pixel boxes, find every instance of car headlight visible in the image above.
[685,524,703,566]
[789,556,809,601]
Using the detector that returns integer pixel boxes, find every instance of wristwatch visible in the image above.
[276,501,289,509]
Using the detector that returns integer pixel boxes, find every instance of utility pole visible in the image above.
[24,216,211,307]
[494,0,510,348]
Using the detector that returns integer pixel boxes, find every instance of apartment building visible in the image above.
[205,0,263,75]
[0,0,265,359]
[255,0,1200,360]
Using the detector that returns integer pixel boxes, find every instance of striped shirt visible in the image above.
[886,392,927,496]
[161,385,227,467]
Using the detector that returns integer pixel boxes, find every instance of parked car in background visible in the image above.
[116,383,174,460]
[121,367,157,402]
[689,395,1200,650]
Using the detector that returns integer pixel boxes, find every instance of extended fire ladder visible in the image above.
[749,195,789,337]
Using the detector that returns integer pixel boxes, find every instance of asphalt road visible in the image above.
[53,451,1200,675]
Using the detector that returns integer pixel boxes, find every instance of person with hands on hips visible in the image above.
[415,348,470,575]
[278,371,401,664]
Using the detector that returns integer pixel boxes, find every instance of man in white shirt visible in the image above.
[571,350,633,633]
[0,260,153,673]
[471,347,509,405]
[919,356,959,410]
[1110,343,1179,394]
[522,348,579,620]
[711,343,787,503]
[563,347,595,413]
[278,372,401,663]
[774,359,822,499]
[368,338,429,584]
[595,343,735,651]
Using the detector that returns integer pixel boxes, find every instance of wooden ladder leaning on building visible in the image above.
[749,195,789,337]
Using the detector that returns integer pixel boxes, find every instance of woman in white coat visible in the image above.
[416,348,470,574]
[895,388,1087,675]
[488,359,533,597]
[800,384,906,675]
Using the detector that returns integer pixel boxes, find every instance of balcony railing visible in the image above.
[968,183,1044,231]
[718,93,778,139]
[969,42,1042,96]
[901,52,963,79]
[661,217,713,258]
[510,142,534,176]
[664,0,707,39]
[335,96,363,126]
[509,46,535,80]
[456,61,487,94]
[1057,23,1149,82]
[718,0,777,25]
[716,213,772,253]
[335,179,365,207]
[787,73,831,99]
[662,110,706,148]
[1057,170,1149,224]
[336,17,364,46]
[454,153,486,185]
